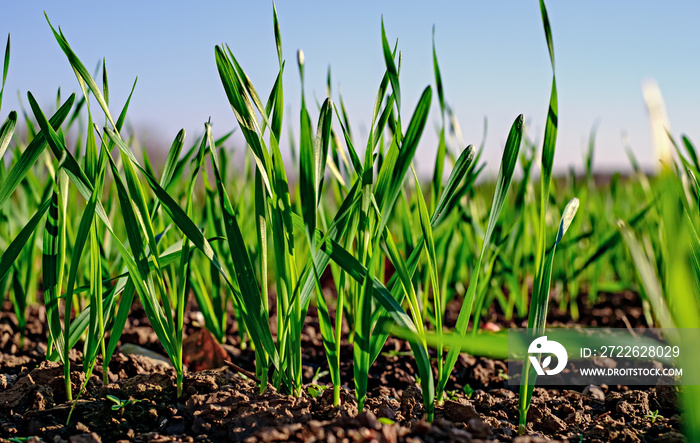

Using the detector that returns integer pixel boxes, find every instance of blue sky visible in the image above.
[1,1,698,174]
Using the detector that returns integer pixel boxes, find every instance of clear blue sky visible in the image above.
[1,1,699,174]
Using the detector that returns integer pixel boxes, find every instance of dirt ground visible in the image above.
[0,291,686,442]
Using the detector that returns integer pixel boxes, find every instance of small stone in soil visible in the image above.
[583,384,605,401]
[443,399,480,423]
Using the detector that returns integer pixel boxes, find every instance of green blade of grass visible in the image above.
[367,145,477,365]
[534,0,558,283]
[299,98,315,238]
[214,45,273,195]
[57,237,185,363]
[411,165,443,375]
[300,96,340,400]
[519,197,579,431]
[228,46,270,128]
[106,152,175,358]
[117,141,173,336]
[42,174,68,393]
[375,86,432,235]
[313,265,339,383]
[314,99,333,206]
[540,0,555,71]
[70,153,107,375]
[431,27,447,203]
[431,27,444,116]
[437,114,523,399]
[174,221,191,396]
[160,129,186,188]
[101,58,109,107]
[393,329,509,360]
[0,196,51,283]
[301,97,333,241]
[272,2,283,66]
[319,236,435,420]
[28,93,117,232]
[518,2,559,431]
[295,181,362,324]
[103,127,231,290]
[198,143,232,346]
[371,94,395,154]
[681,135,700,172]
[45,15,117,129]
[529,197,579,331]
[254,169,269,313]
[205,126,284,382]
[0,96,73,210]
[266,4,285,139]
[266,68,285,142]
[253,169,271,383]
[380,18,401,134]
[354,244,377,413]
[382,227,424,342]
[0,33,9,112]
[146,128,187,221]
[104,281,135,366]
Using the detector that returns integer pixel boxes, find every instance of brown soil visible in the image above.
[0,292,686,442]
